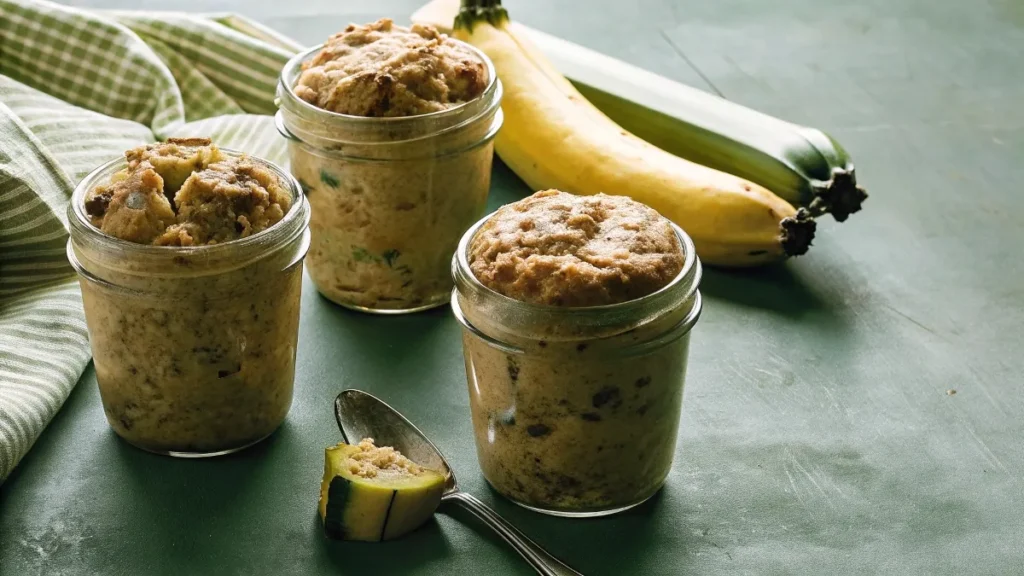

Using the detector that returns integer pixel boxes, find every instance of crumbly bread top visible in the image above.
[346,438,424,479]
[469,190,684,307]
[294,18,487,117]
[85,138,291,245]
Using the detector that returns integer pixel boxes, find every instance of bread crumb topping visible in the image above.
[294,18,487,117]
[85,138,292,245]
[347,438,425,479]
[469,190,684,306]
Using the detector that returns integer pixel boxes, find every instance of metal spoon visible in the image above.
[334,389,583,576]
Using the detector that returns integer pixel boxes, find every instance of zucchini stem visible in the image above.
[780,208,816,257]
[809,169,868,222]
[456,0,509,31]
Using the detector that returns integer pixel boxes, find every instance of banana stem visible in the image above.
[456,0,509,31]
[808,169,868,222]
[780,208,817,257]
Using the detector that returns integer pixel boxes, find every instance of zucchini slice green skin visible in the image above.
[324,477,358,540]
[319,442,445,542]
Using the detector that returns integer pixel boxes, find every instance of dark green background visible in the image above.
[3,1,1023,574]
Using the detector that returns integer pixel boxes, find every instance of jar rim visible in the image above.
[452,213,703,339]
[276,39,499,129]
[451,287,702,355]
[67,148,310,270]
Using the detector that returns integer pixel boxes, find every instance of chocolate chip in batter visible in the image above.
[635,376,651,388]
[217,363,242,378]
[84,193,112,217]
[592,386,621,409]
[576,343,588,352]
[581,412,602,422]
[526,423,551,438]
[506,356,520,383]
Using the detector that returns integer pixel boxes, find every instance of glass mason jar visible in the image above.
[67,151,311,457]
[275,42,503,314]
[451,217,703,517]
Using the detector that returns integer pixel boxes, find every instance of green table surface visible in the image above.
[3,1,1023,574]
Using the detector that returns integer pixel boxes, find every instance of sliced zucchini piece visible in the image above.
[318,438,445,541]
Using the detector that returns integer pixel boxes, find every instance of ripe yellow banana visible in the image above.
[454,1,815,266]
[415,0,866,222]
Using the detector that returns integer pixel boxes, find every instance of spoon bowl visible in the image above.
[334,389,582,576]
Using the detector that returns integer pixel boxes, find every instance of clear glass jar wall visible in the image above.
[67,151,311,457]
[452,218,703,517]
[276,42,503,314]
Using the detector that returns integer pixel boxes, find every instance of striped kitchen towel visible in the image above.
[0,0,307,481]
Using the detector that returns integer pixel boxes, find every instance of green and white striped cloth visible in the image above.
[0,0,309,481]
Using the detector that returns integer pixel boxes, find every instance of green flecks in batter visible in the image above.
[382,249,401,268]
[351,247,407,269]
[320,169,340,189]
[352,246,375,263]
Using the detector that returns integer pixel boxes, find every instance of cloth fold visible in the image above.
[0,0,305,481]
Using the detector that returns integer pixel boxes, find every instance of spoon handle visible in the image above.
[443,491,583,576]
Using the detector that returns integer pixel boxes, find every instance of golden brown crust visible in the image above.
[86,140,291,246]
[469,190,684,307]
[90,165,177,245]
[125,138,226,196]
[294,18,487,117]
[155,157,291,246]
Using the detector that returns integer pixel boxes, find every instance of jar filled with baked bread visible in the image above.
[452,190,703,516]
[67,138,310,456]
[276,18,503,313]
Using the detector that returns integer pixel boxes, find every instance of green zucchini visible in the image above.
[318,439,445,541]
